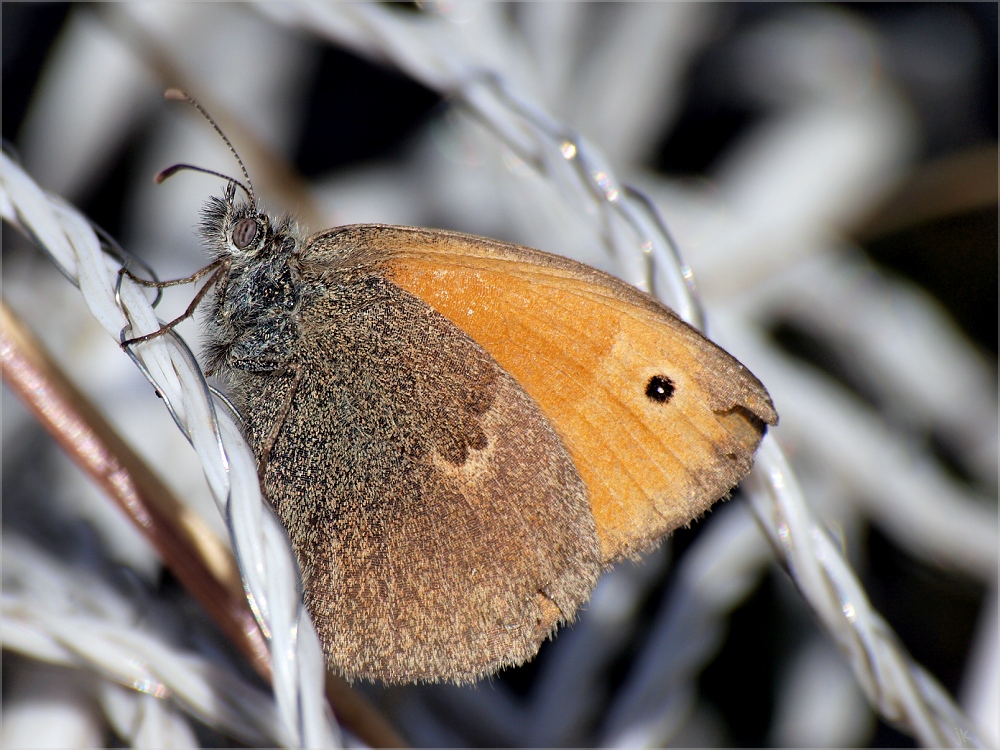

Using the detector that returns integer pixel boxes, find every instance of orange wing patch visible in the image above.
[373,231,776,563]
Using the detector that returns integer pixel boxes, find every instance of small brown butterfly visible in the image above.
[138,90,777,684]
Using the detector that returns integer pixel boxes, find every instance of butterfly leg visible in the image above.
[256,361,303,479]
[120,259,224,289]
[120,260,229,348]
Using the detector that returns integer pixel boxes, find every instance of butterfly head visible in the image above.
[198,182,300,265]
[155,89,302,266]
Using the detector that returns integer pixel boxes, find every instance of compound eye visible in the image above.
[232,218,259,250]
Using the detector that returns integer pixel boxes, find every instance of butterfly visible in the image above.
[132,89,777,684]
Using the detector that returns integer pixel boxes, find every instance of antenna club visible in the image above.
[155,167,177,184]
[164,88,189,102]
[152,163,254,204]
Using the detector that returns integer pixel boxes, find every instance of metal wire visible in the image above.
[1,534,290,747]
[1,152,340,749]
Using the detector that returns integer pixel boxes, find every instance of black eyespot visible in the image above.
[646,375,675,404]
[232,218,259,249]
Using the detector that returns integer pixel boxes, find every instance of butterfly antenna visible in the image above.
[164,88,256,205]
[155,163,254,203]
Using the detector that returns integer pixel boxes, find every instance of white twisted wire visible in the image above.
[0,152,339,749]
[252,4,991,747]
[723,300,998,580]
[1,533,289,747]
[256,1,701,325]
[745,439,986,747]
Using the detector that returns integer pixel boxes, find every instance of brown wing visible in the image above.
[234,260,600,683]
[307,225,778,563]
